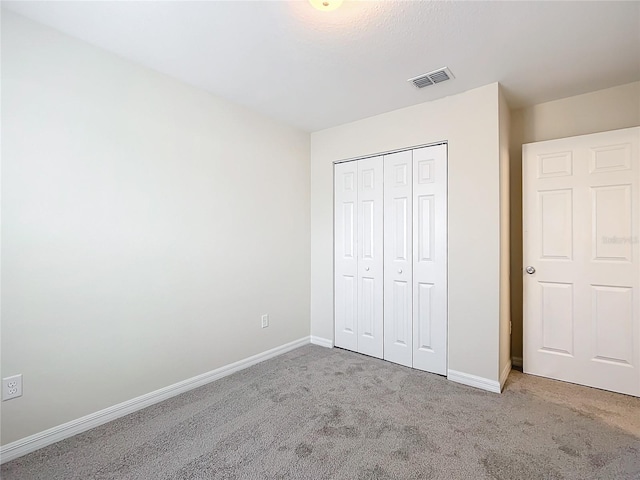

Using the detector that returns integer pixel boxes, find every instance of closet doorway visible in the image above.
[334,143,448,375]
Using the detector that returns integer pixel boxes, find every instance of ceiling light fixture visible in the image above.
[309,0,343,12]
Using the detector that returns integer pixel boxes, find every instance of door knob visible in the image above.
[365,267,370,271]
[398,269,403,274]
[525,266,536,274]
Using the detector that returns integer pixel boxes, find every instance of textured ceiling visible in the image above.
[3,1,640,132]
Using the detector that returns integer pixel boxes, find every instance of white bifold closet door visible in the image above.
[383,145,448,373]
[334,156,384,358]
[335,144,447,374]
[412,144,448,375]
[334,160,358,352]
[384,150,413,367]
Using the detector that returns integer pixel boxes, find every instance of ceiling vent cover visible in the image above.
[408,67,454,89]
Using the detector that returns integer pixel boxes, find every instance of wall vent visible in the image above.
[408,67,454,89]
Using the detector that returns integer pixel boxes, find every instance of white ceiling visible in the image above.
[3,1,639,132]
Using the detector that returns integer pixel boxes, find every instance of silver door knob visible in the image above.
[365,267,370,271]
[525,266,536,274]
[398,269,403,274]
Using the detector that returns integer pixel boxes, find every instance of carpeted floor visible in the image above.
[2,345,639,479]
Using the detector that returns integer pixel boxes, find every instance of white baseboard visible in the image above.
[512,356,523,368]
[447,369,501,394]
[0,336,310,464]
[310,336,334,348]
[499,360,512,391]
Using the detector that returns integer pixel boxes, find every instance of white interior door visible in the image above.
[523,127,640,397]
[357,156,384,358]
[413,144,448,375]
[334,161,358,352]
[384,150,413,367]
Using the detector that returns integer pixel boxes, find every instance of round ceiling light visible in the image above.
[309,0,344,12]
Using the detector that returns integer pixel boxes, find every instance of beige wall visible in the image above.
[510,81,640,362]
[1,12,311,445]
[499,88,511,381]
[311,83,504,382]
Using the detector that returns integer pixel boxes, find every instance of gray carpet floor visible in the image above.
[2,344,640,479]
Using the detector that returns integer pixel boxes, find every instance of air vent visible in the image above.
[408,67,454,89]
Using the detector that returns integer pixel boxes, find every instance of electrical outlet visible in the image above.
[2,374,23,401]
[261,314,269,328]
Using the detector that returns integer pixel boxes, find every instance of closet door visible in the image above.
[413,144,448,375]
[334,161,358,352]
[384,150,413,367]
[357,156,384,358]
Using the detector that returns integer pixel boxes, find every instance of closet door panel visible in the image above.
[358,156,384,358]
[334,161,358,351]
[384,150,413,367]
[413,144,448,374]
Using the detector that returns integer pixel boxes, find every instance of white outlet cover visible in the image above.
[261,314,269,328]
[2,374,23,401]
